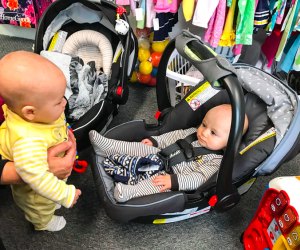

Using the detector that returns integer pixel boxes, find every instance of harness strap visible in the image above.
[159,133,197,157]
[158,132,223,173]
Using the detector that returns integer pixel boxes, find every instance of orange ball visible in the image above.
[138,73,151,84]
[151,52,162,67]
[139,61,153,75]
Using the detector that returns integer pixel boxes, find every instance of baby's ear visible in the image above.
[21,106,36,121]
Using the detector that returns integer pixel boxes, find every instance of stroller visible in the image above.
[34,0,138,151]
[90,30,300,223]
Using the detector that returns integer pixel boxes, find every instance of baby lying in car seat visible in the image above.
[89,104,248,202]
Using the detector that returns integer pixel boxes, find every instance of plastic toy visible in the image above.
[115,6,129,35]
[139,60,153,75]
[152,40,166,53]
[242,176,300,250]
[115,19,129,35]
[151,67,158,77]
[138,48,151,62]
[67,125,88,173]
[137,73,151,84]
[138,37,151,50]
[148,76,157,86]
[150,52,162,67]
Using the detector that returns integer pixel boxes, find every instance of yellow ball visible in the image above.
[152,41,166,53]
[130,71,138,83]
[138,48,151,62]
[139,61,153,75]
[163,39,169,47]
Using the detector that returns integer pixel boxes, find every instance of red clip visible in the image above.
[208,195,218,207]
[116,86,123,96]
[116,6,126,15]
[73,160,88,174]
[154,111,161,120]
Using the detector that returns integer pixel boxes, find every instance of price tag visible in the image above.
[153,18,160,30]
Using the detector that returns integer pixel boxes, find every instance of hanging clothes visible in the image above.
[261,24,284,68]
[219,0,238,46]
[136,0,146,29]
[293,45,300,71]
[280,34,300,72]
[153,12,178,41]
[266,0,284,33]
[182,0,195,21]
[275,0,300,61]
[253,0,271,32]
[204,0,227,48]
[276,0,287,24]
[192,0,220,28]
[235,0,256,45]
[146,0,156,28]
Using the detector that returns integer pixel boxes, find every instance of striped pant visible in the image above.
[89,130,169,202]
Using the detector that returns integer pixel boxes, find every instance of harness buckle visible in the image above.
[157,152,172,173]
[177,139,194,160]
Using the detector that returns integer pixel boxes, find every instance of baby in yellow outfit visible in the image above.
[0,51,81,231]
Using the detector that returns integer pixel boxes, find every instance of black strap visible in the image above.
[159,133,197,157]
[158,132,223,173]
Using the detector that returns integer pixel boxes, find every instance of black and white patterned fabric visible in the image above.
[236,66,297,146]
[103,153,164,185]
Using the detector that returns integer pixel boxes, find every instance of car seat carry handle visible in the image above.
[175,30,237,86]
[175,31,245,212]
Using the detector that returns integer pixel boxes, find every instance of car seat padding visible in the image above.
[62,29,113,75]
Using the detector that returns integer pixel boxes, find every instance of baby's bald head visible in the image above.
[0,51,66,113]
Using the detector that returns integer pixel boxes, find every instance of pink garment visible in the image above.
[233,44,243,55]
[261,25,283,67]
[276,0,287,24]
[146,0,156,27]
[169,0,180,13]
[204,0,226,48]
[154,0,179,13]
[130,0,136,16]
[116,0,130,5]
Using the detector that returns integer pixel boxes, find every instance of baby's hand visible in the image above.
[71,189,81,207]
[152,174,171,192]
[141,138,153,146]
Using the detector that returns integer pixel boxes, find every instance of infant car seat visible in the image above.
[34,0,138,151]
[90,31,300,223]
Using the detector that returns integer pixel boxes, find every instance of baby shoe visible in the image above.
[44,215,66,232]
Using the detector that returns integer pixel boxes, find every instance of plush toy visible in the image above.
[115,6,129,35]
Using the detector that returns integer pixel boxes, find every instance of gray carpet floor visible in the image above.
[0,35,299,250]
